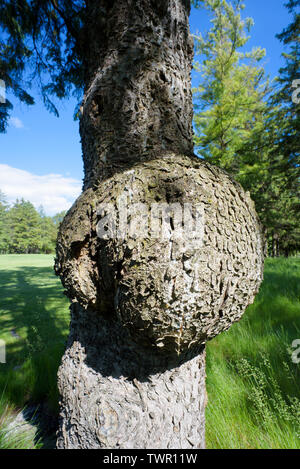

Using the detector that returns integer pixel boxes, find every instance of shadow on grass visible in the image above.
[0,263,70,446]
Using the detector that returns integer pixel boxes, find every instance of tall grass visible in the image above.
[0,394,40,449]
[206,257,300,448]
[0,255,299,448]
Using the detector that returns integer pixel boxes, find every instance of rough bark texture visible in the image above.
[55,155,264,448]
[55,0,264,449]
[80,0,194,187]
[56,155,264,355]
[56,304,206,449]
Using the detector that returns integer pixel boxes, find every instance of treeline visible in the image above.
[193,0,300,257]
[0,191,65,254]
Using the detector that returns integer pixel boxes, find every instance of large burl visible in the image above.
[55,154,264,449]
[56,155,263,356]
[54,0,264,449]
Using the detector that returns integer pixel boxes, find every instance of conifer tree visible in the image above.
[193,0,300,256]
[264,0,300,255]
[0,190,9,253]
[7,199,41,253]
[193,0,270,173]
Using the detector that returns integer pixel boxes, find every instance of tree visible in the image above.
[7,198,41,253]
[52,210,66,228]
[0,0,263,448]
[38,207,58,253]
[193,0,300,257]
[266,0,300,256]
[193,0,270,172]
[0,197,62,254]
[0,190,9,253]
[245,0,300,257]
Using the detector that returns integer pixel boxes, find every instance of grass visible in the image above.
[0,254,299,448]
[0,254,70,448]
[0,394,41,449]
[205,257,300,448]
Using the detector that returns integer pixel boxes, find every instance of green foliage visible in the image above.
[264,0,300,255]
[0,395,40,449]
[193,0,270,171]
[0,191,63,254]
[52,210,66,227]
[193,0,300,256]
[0,0,86,130]
[0,190,9,252]
[7,199,42,253]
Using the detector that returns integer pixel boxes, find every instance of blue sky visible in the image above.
[0,0,293,215]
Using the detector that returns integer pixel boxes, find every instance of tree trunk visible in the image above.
[80,0,194,187]
[276,239,280,257]
[272,235,277,257]
[55,0,264,449]
[264,240,269,258]
[56,304,206,449]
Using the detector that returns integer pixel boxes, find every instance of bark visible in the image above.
[55,0,264,449]
[56,304,206,449]
[55,156,264,448]
[276,239,280,257]
[272,234,280,257]
[272,235,276,257]
[80,0,194,187]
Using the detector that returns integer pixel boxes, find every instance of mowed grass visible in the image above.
[0,254,299,448]
[0,255,70,414]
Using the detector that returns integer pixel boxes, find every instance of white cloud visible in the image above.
[0,164,82,215]
[9,117,25,129]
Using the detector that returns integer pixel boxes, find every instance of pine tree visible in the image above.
[0,190,9,253]
[193,0,270,173]
[0,0,84,131]
[0,197,61,254]
[38,207,57,253]
[193,0,300,256]
[265,0,300,255]
[7,199,41,253]
[52,210,66,228]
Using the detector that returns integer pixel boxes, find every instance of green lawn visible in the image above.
[0,254,299,448]
[0,255,70,413]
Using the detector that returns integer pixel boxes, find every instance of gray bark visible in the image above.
[55,0,264,449]
[56,304,206,449]
[80,0,194,187]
